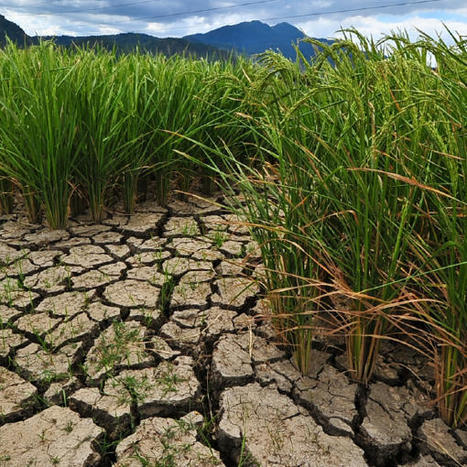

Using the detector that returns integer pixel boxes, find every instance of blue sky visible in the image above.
[1,0,466,40]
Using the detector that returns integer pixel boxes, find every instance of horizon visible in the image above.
[1,1,466,42]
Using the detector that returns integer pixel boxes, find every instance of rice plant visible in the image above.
[184,29,466,427]
[0,41,84,227]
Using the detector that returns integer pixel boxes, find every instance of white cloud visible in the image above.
[297,14,467,41]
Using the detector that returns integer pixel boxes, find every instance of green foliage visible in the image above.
[0,29,464,428]
[0,41,254,226]
[187,29,466,427]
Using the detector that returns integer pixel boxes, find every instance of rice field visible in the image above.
[0,30,465,429]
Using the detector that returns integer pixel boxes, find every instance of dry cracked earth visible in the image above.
[0,194,465,467]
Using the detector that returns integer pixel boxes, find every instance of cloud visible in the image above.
[298,14,467,40]
[1,0,466,38]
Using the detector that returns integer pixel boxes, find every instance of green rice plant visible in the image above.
[0,173,13,214]
[0,41,84,228]
[70,48,129,221]
[118,53,159,212]
[186,29,466,424]
[400,30,466,428]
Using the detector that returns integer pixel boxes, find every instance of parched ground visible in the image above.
[0,195,465,467]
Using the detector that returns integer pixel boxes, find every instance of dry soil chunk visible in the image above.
[36,291,92,317]
[219,240,244,257]
[126,267,166,285]
[128,307,162,327]
[28,249,62,267]
[99,261,127,276]
[235,331,285,364]
[0,367,37,421]
[120,213,164,234]
[171,309,204,328]
[87,302,121,323]
[104,279,160,308]
[162,257,212,276]
[218,259,244,276]
[48,313,98,347]
[24,264,83,293]
[15,342,80,382]
[15,312,62,340]
[105,243,130,259]
[164,217,200,237]
[93,231,123,244]
[2,258,39,277]
[361,382,429,463]
[0,405,103,466]
[202,307,237,338]
[150,336,180,360]
[256,358,302,393]
[0,328,25,359]
[418,418,467,466]
[72,269,116,289]
[110,356,200,418]
[217,383,366,466]
[295,365,358,436]
[171,273,213,308]
[127,250,170,266]
[55,237,92,249]
[24,229,69,245]
[70,224,111,236]
[0,304,22,324]
[212,334,254,386]
[0,278,39,307]
[0,243,28,266]
[202,215,228,231]
[127,236,167,252]
[70,387,131,431]
[171,237,213,257]
[168,198,218,215]
[115,412,223,467]
[160,322,201,350]
[62,244,112,268]
[212,277,259,308]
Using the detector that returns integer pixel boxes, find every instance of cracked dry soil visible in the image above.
[0,194,465,467]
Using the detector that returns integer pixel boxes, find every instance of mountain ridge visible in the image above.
[1,15,331,59]
[184,20,333,59]
[0,14,29,46]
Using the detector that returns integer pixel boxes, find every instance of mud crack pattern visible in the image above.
[0,195,465,466]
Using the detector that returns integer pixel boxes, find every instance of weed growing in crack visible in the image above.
[238,432,259,467]
[119,373,153,405]
[156,363,184,398]
[213,231,228,249]
[94,321,142,374]
[159,276,175,313]
[49,455,60,465]
[63,420,74,433]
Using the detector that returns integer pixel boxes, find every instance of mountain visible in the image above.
[185,20,333,59]
[1,15,330,60]
[0,15,227,59]
[36,33,230,59]
[0,14,29,46]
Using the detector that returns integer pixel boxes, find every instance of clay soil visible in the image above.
[0,195,465,466]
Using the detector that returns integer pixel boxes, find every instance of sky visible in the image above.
[2,0,466,41]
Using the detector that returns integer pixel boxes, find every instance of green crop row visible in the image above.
[0,42,255,225]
